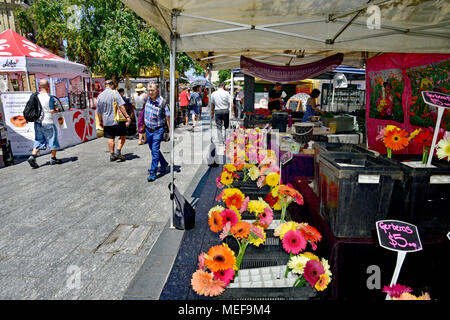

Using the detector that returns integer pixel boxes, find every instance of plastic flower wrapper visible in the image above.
[191,244,237,297]
[285,252,332,291]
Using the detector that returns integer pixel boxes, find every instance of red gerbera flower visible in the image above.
[414,130,433,147]
[303,260,325,287]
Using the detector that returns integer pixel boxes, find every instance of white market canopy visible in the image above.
[0,29,90,78]
[121,0,450,71]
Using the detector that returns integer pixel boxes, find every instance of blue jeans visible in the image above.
[146,126,168,174]
[34,122,60,150]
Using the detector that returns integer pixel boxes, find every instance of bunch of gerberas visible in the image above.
[208,205,266,275]
[240,197,274,229]
[382,284,431,300]
[376,125,421,158]
[216,163,243,189]
[287,252,332,292]
[270,184,304,223]
[215,188,247,213]
[191,243,236,297]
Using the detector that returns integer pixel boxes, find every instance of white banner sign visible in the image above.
[1,92,96,156]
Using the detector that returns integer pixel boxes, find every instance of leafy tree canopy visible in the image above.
[14,0,204,84]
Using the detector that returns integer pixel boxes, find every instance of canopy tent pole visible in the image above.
[169,11,178,230]
[230,71,234,118]
[25,72,31,92]
[208,64,212,130]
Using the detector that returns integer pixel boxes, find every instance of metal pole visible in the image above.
[25,72,32,92]
[169,12,178,230]
[208,65,212,129]
[230,71,234,119]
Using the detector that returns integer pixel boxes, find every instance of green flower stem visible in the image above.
[293,276,306,288]
[234,238,249,277]
[387,147,392,159]
[422,146,430,164]
[280,199,287,224]
[285,253,292,278]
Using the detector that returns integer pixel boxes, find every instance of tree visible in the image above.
[218,69,231,84]
[14,0,204,84]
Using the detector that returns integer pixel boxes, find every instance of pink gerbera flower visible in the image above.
[303,260,325,287]
[213,268,235,286]
[240,196,250,214]
[216,175,224,189]
[382,284,413,298]
[282,230,306,254]
[220,209,239,227]
[219,222,231,241]
[258,207,274,226]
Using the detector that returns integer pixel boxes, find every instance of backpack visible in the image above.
[23,93,42,122]
[188,93,198,109]
[169,183,195,230]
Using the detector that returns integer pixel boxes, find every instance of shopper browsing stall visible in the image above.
[211,82,233,145]
[302,89,323,122]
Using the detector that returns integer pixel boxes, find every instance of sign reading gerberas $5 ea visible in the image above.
[421,91,450,108]
[376,220,422,252]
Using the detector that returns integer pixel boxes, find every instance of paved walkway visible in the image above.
[0,110,219,300]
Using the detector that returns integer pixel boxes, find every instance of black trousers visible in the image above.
[215,111,229,143]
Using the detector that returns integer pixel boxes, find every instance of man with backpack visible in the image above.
[27,79,62,169]
[189,85,202,130]
[144,82,170,182]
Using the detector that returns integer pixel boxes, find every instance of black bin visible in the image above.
[272,112,288,132]
[318,152,403,238]
[384,155,450,239]
[312,142,377,195]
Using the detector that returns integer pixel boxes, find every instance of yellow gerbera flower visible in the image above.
[248,166,260,181]
[247,199,267,215]
[265,172,280,187]
[271,185,280,198]
[279,221,300,239]
[409,128,421,141]
[287,254,310,274]
[315,274,330,291]
[220,171,233,186]
[301,252,320,261]
[224,164,237,172]
[249,226,266,247]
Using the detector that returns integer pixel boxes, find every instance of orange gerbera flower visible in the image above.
[191,269,225,297]
[230,221,251,240]
[383,128,409,151]
[278,185,300,198]
[204,244,236,272]
[208,211,223,233]
[224,192,244,210]
[298,223,322,244]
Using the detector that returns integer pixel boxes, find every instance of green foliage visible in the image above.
[218,69,231,83]
[14,0,202,84]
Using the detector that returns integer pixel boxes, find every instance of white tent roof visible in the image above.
[121,0,450,71]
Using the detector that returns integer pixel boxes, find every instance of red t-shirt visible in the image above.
[179,89,190,107]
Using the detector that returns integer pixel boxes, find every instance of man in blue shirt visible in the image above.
[144,82,170,182]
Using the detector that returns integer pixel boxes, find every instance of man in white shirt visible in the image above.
[211,82,233,145]
[27,79,62,169]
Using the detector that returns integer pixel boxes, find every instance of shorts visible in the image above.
[104,122,127,139]
[33,122,60,150]
[180,106,189,118]
[190,105,199,115]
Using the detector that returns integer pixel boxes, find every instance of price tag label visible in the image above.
[376,220,422,253]
[421,91,450,108]
[280,151,293,166]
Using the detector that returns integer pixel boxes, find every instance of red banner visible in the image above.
[240,53,343,83]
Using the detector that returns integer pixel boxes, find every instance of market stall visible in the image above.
[121,0,449,300]
[0,29,95,157]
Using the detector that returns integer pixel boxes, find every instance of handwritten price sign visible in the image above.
[376,220,422,300]
[376,220,422,252]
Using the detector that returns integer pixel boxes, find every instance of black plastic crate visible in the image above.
[224,229,283,254]
[217,285,317,300]
[318,152,403,238]
[272,112,289,132]
[312,142,376,195]
[382,155,450,239]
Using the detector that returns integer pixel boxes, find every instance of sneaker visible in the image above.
[50,158,62,165]
[158,166,170,175]
[147,173,157,182]
[110,154,118,162]
[116,153,126,162]
[27,156,39,169]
